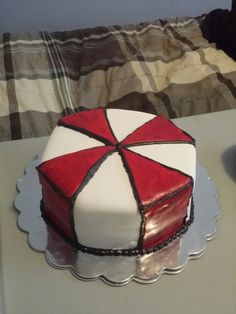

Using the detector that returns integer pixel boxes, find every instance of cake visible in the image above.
[37,108,196,256]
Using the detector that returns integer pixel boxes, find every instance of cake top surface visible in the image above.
[38,108,195,207]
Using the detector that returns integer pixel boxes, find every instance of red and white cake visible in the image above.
[37,108,196,256]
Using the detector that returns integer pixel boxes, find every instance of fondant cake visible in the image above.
[37,108,196,256]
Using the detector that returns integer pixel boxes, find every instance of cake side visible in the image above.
[37,108,196,256]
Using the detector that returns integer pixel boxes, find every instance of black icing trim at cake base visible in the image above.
[40,198,194,257]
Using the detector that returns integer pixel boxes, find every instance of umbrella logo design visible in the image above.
[37,108,195,256]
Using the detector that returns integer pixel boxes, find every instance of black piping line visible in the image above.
[121,114,195,146]
[121,115,157,144]
[103,108,119,142]
[117,148,145,250]
[70,149,115,203]
[37,166,70,201]
[125,139,195,148]
[58,120,114,146]
[124,146,194,180]
[122,147,194,207]
[69,148,116,246]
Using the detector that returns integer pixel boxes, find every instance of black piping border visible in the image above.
[41,198,194,256]
[58,120,113,146]
[102,107,119,142]
[120,114,195,147]
[123,147,194,209]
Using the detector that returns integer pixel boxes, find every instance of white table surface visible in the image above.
[1,109,236,314]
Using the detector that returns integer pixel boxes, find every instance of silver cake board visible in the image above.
[14,156,221,286]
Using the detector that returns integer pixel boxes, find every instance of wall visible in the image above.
[0,0,231,32]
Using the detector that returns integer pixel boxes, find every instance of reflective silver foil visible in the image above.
[15,157,221,286]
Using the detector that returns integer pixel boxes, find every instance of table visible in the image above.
[1,109,236,314]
